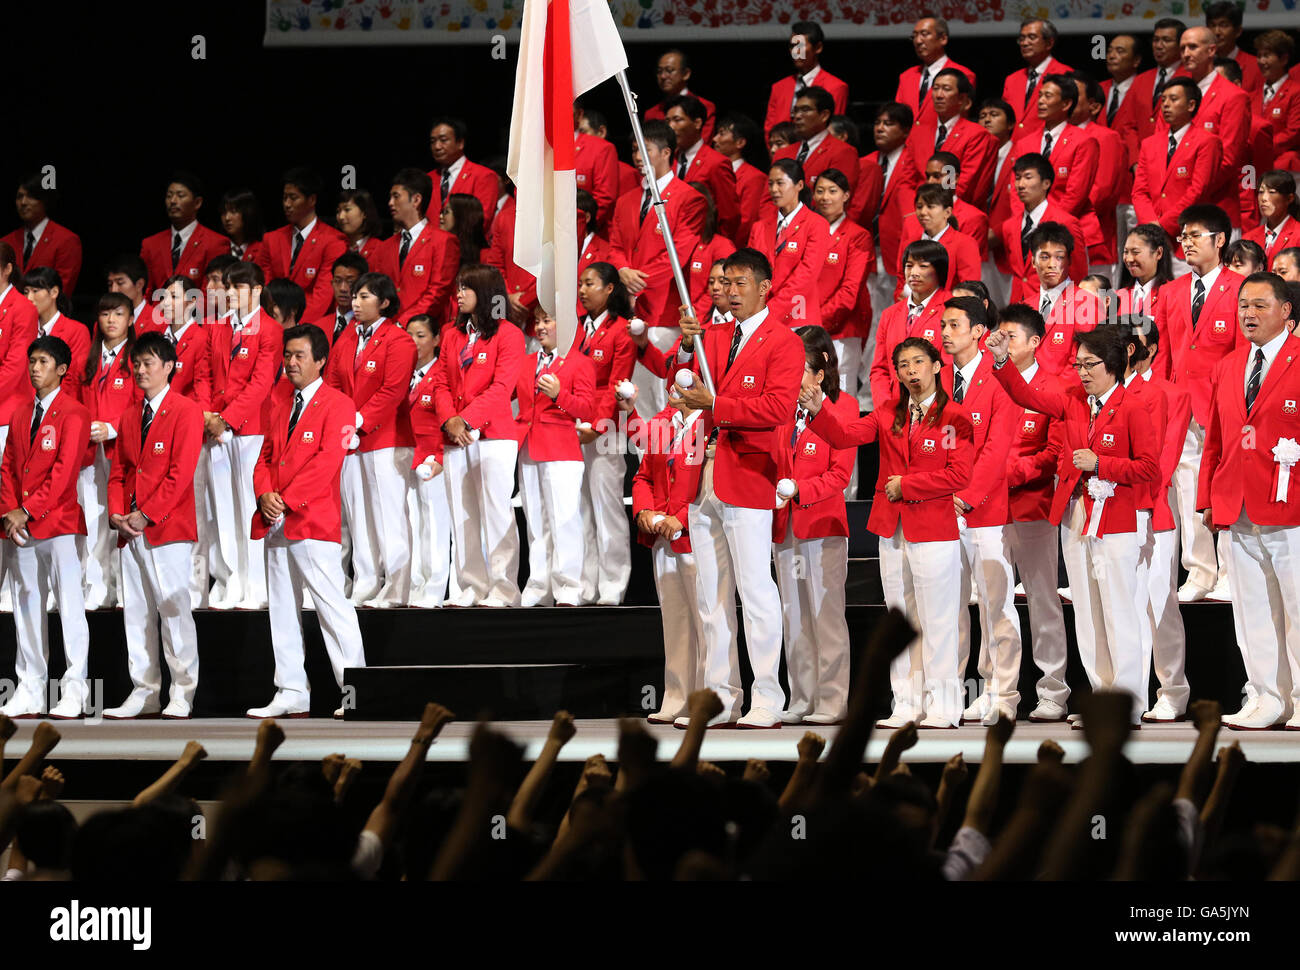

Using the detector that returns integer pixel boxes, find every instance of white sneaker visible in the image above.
[1205,577,1232,602]
[1057,587,1072,602]
[1177,582,1212,603]
[981,705,1016,726]
[647,708,684,724]
[1223,697,1283,730]
[1066,712,1083,724]
[875,712,915,729]
[1028,699,1069,722]
[519,591,552,608]
[161,701,192,719]
[803,711,844,725]
[104,690,162,719]
[1141,697,1184,722]
[1013,583,1026,598]
[672,711,738,729]
[961,694,991,724]
[48,688,90,720]
[1,684,45,718]
[737,707,782,729]
[1285,714,1300,731]
[777,709,807,724]
[918,714,957,729]
[1221,697,1259,726]
[246,697,310,719]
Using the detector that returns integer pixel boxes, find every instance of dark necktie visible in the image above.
[791,74,806,115]
[953,368,966,403]
[229,320,243,361]
[1041,292,1053,318]
[357,325,374,357]
[1191,278,1205,326]
[678,156,689,180]
[290,230,304,270]
[399,229,412,268]
[1152,68,1168,110]
[726,323,744,371]
[580,316,597,352]
[535,351,553,377]
[1246,348,1265,412]
[791,406,808,447]
[1024,68,1039,110]
[459,326,478,368]
[1264,83,1275,104]
[23,230,35,265]
[287,390,304,442]
[918,68,931,105]
[171,232,182,269]
[1089,395,1100,432]
[1041,130,1054,157]
[440,168,452,202]
[1021,214,1033,260]
[30,401,43,444]
[1167,131,1177,164]
[334,313,349,342]
[1107,85,1120,126]
[639,189,652,223]
[934,122,948,152]
[796,140,810,164]
[141,401,154,442]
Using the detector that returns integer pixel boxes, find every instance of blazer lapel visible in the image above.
[718,318,768,391]
[1193,276,1236,339]
[1088,383,1125,448]
[1248,337,1300,418]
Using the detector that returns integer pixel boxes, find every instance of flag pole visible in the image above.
[615,70,717,395]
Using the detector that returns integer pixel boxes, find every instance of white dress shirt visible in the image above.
[1244,328,1289,398]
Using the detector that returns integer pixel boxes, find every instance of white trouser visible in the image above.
[1060,504,1148,722]
[121,536,199,711]
[1005,519,1069,707]
[652,538,705,718]
[443,437,521,605]
[1173,419,1223,590]
[519,453,585,605]
[957,523,1023,713]
[774,532,851,721]
[981,259,1012,310]
[340,446,413,605]
[0,426,9,612]
[688,457,784,719]
[632,325,678,420]
[190,446,212,608]
[407,465,454,606]
[206,434,266,605]
[11,534,89,705]
[580,430,631,604]
[878,525,963,725]
[832,337,863,498]
[1136,505,1189,712]
[265,531,365,704]
[1226,514,1300,719]
[76,445,120,608]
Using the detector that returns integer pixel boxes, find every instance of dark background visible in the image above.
[2,1,1252,317]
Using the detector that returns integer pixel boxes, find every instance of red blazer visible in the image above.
[1077,121,1129,262]
[893,221,981,299]
[1159,269,1246,428]
[1132,125,1222,239]
[257,221,349,321]
[1120,374,1170,525]
[233,238,267,270]
[616,160,641,198]
[1003,57,1074,138]
[372,225,460,325]
[42,314,91,398]
[1232,49,1265,96]
[631,409,707,555]
[1105,72,1160,169]
[774,390,856,541]
[895,59,977,128]
[748,206,829,328]
[869,290,951,409]
[1156,74,1252,229]
[106,390,203,545]
[987,143,1020,263]
[773,135,861,200]
[646,92,718,143]
[325,319,417,452]
[1139,372,1191,533]
[1244,218,1300,271]
[994,369,1158,536]
[812,396,974,541]
[0,286,38,425]
[678,144,740,241]
[609,176,705,327]
[1,390,89,539]
[765,70,849,134]
[206,308,283,436]
[906,116,998,205]
[353,235,386,268]
[513,351,595,462]
[867,148,921,276]
[999,204,1090,300]
[141,224,229,294]
[574,131,620,229]
[734,161,768,247]
[846,153,884,232]
[429,321,526,441]
[1003,365,1064,523]
[1255,79,1300,167]
[687,235,736,321]
[80,346,141,467]
[680,311,804,509]
[1199,333,1300,527]
[251,381,355,542]
[429,157,500,234]
[1241,117,1277,231]
[1031,287,1102,377]
[165,323,213,406]
[571,311,637,427]
[2,221,82,293]
[1010,125,1099,226]
[818,219,873,339]
[405,364,445,467]
[950,354,1017,529]
[486,197,540,315]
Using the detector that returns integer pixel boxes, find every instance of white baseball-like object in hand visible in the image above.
[12,528,29,547]
[347,433,361,450]
[615,379,637,400]
[219,429,233,445]
[467,428,481,442]
[776,478,796,509]
[355,412,364,431]
[628,318,646,336]
[576,421,593,435]
[650,513,682,541]
[415,456,442,481]
[675,368,695,389]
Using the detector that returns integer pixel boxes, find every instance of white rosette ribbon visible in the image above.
[1272,437,1300,501]
[1084,477,1116,538]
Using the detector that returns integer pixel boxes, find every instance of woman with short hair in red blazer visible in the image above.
[988,323,1160,725]
[515,307,596,607]
[748,158,830,328]
[1117,224,1175,376]
[684,182,736,322]
[800,336,975,728]
[337,189,387,267]
[894,183,981,300]
[813,168,873,401]
[220,189,267,266]
[79,293,141,610]
[1244,171,1300,270]
[429,264,526,607]
[405,314,454,608]
[774,327,856,725]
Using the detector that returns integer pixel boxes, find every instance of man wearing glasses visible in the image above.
[1024,222,1101,376]
[988,322,1160,727]
[1156,204,1245,601]
[644,50,718,144]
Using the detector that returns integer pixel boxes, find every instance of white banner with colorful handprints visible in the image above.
[265,0,1300,45]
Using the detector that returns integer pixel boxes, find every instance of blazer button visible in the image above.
[1190,344,1196,350]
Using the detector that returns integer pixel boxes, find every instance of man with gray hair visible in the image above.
[896,16,976,129]
[1001,19,1072,139]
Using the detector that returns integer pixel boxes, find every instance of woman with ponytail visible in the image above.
[747,157,829,328]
